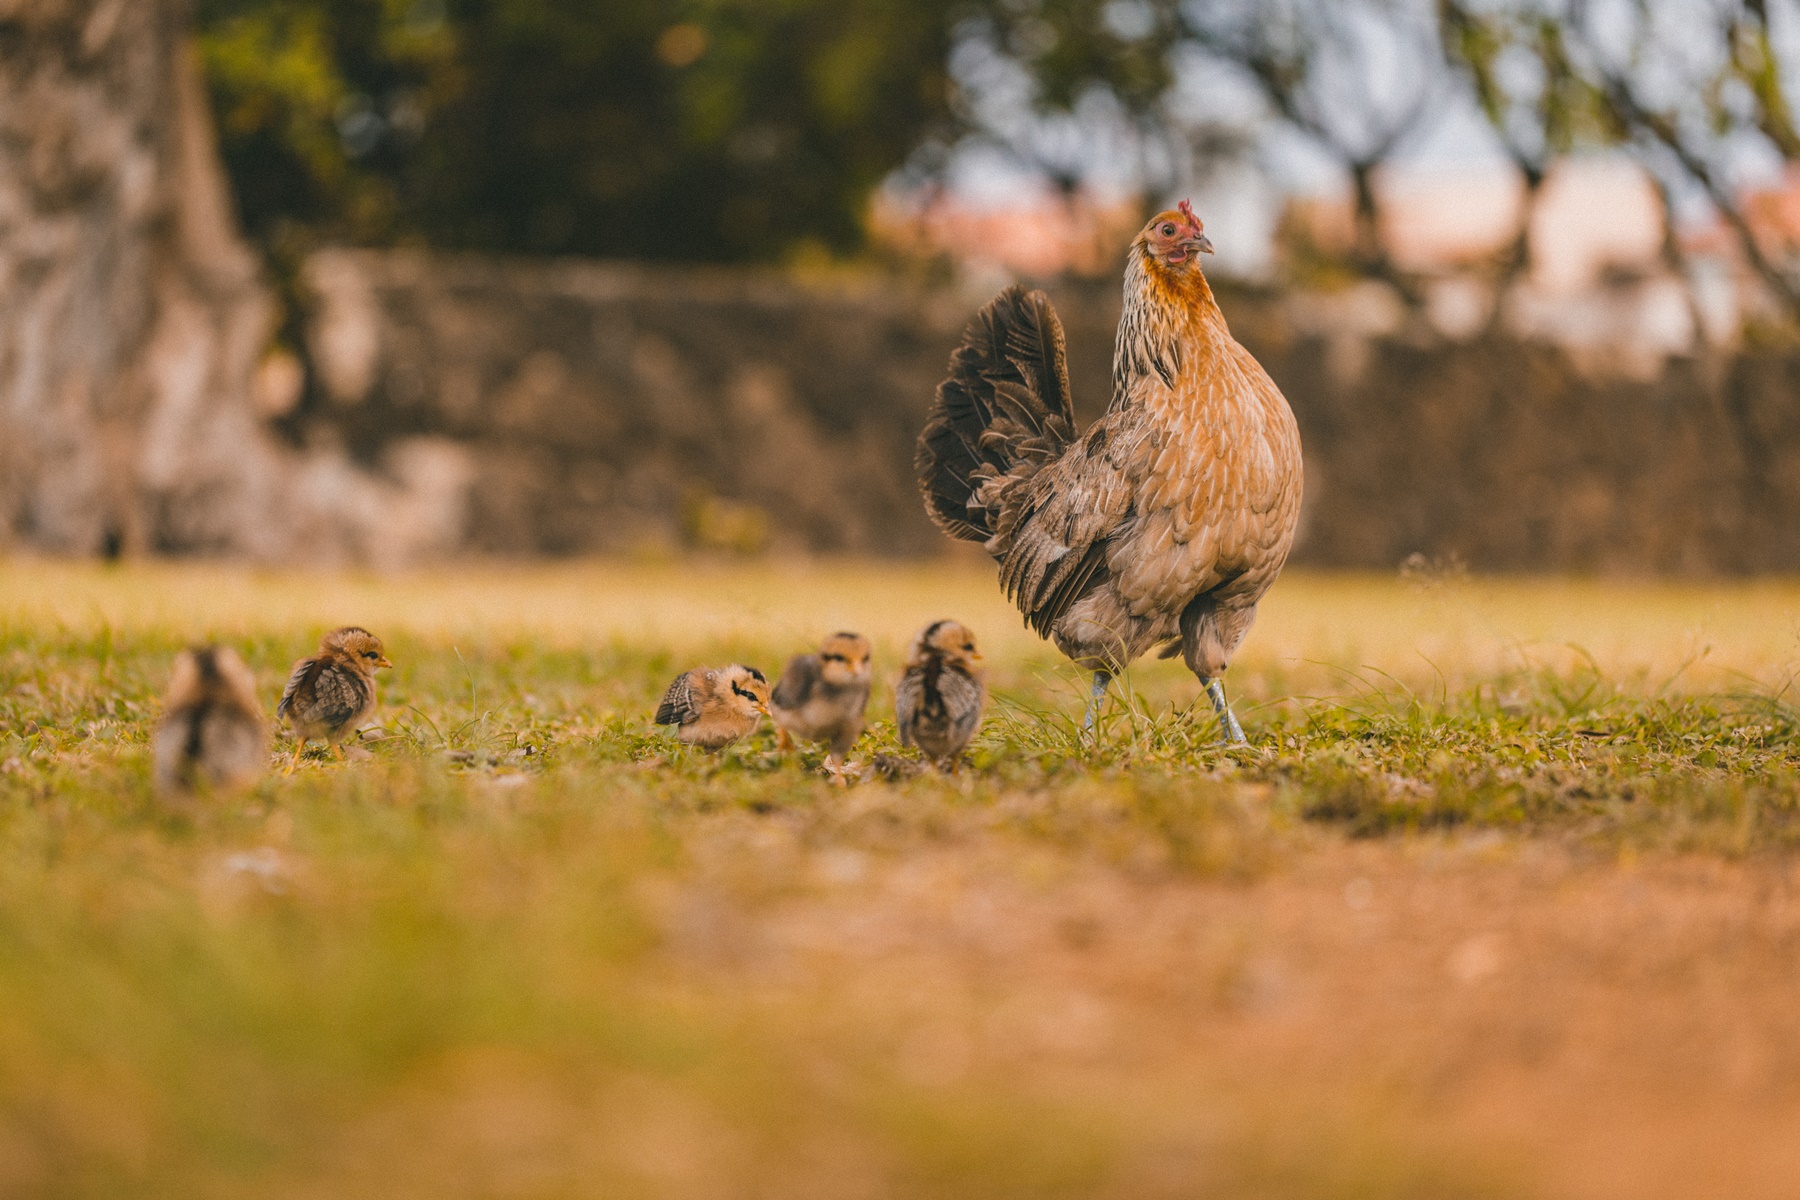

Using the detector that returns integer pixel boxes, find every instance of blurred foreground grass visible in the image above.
[3,558,1800,1199]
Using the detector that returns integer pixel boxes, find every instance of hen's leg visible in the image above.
[1083,671,1112,733]
[284,739,305,776]
[1203,678,1246,744]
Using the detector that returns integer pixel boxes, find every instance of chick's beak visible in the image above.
[376,655,393,669]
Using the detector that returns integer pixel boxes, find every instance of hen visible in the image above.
[916,202,1302,741]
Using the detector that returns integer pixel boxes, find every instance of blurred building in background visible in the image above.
[10,0,1800,570]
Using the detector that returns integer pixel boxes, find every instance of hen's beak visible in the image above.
[1187,233,1215,255]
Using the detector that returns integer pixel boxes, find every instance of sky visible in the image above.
[916,0,1800,279]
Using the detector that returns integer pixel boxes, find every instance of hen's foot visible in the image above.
[1083,670,1112,734]
[1204,678,1247,744]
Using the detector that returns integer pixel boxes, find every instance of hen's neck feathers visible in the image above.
[1111,247,1231,411]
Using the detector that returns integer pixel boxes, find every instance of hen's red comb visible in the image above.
[1177,199,1202,233]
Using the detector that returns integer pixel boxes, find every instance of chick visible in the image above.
[152,645,268,795]
[770,632,873,779]
[655,664,771,750]
[276,627,392,772]
[894,620,986,769]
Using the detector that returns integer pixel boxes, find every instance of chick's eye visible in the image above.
[363,651,378,660]
[963,643,974,652]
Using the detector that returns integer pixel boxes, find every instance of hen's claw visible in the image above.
[1204,678,1246,744]
[1083,670,1112,734]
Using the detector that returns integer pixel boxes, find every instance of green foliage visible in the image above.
[195,0,962,264]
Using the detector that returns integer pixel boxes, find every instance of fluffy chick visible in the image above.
[655,664,771,750]
[771,632,873,777]
[894,620,986,769]
[152,645,268,795]
[276,627,391,771]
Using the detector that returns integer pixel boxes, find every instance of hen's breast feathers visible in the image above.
[1108,333,1302,617]
[999,325,1298,633]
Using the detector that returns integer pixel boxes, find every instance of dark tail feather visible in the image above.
[916,286,1077,546]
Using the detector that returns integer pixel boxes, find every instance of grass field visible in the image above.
[3,558,1800,1199]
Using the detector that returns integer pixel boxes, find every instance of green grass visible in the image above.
[2,558,1799,1198]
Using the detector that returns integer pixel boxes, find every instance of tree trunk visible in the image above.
[0,0,294,555]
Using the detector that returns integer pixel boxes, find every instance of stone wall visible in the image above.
[297,248,1800,573]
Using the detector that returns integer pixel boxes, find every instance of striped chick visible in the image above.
[894,620,985,770]
[277,627,391,772]
[655,664,770,750]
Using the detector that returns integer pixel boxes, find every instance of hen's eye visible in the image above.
[1161,224,1176,236]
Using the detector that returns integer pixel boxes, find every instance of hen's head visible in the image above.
[1137,199,1214,270]
[817,631,873,686]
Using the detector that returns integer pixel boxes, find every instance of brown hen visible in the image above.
[917,202,1303,741]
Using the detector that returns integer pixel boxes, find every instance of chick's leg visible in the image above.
[1203,678,1247,745]
[1083,671,1112,733]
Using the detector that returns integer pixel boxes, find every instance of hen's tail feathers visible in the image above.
[916,286,1078,548]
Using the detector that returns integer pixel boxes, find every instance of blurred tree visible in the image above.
[0,0,299,557]
[1439,0,1800,320]
[957,0,1448,288]
[196,0,962,265]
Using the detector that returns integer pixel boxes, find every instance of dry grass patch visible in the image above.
[2,559,1800,1197]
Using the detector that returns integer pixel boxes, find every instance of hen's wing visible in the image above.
[917,287,1078,546]
[994,414,1142,639]
[771,655,820,711]
[655,670,703,727]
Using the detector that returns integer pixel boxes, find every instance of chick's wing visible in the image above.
[655,671,702,726]
[771,655,820,711]
[276,657,319,720]
[893,671,923,748]
[298,664,370,730]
